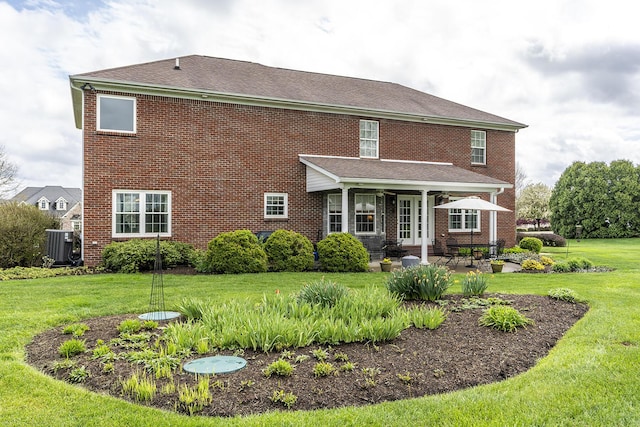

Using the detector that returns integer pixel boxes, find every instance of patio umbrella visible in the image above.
[435,196,511,267]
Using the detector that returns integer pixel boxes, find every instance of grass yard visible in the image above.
[0,239,639,426]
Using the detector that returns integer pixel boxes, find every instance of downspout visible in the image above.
[489,187,505,246]
[420,189,429,264]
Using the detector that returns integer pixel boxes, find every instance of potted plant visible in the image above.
[490,259,505,273]
[380,258,393,272]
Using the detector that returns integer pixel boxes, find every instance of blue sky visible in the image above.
[1,0,639,192]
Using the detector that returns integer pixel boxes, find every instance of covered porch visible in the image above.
[299,155,514,264]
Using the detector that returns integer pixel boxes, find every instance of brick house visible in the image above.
[69,55,526,267]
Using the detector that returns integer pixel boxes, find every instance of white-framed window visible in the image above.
[327,194,342,233]
[112,190,171,237]
[56,198,68,211]
[359,120,379,158]
[471,130,486,165]
[264,193,288,219]
[98,95,136,133]
[38,197,49,210]
[448,208,480,232]
[355,193,376,234]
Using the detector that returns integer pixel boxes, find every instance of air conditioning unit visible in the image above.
[46,230,76,265]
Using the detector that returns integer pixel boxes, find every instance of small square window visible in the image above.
[264,193,288,219]
[98,95,136,133]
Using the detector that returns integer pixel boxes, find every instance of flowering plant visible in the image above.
[490,259,505,265]
[381,258,392,264]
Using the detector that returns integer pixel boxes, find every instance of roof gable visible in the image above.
[71,55,526,131]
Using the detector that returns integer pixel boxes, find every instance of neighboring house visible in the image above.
[12,186,82,231]
[70,55,526,267]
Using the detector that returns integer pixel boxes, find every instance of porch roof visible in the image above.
[299,155,512,193]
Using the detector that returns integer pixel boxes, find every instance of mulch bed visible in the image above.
[25,294,588,417]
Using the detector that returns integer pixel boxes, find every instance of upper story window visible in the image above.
[98,95,136,133]
[56,198,68,211]
[38,197,50,210]
[113,190,171,237]
[359,120,379,158]
[355,193,376,234]
[264,193,288,219]
[327,194,342,233]
[471,130,486,165]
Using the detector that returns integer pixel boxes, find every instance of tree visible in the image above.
[516,182,552,229]
[549,160,640,238]
[0,203,59,268]
[0,145,18,198]
[515,162,530,197]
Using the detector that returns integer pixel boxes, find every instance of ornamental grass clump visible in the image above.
[386,264,452,301]
[479,305,533,332]
[297,278,349,308]
[461,270,489,296]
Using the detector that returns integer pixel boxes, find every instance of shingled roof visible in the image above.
[70,55,526,131]
[299,155,511,193]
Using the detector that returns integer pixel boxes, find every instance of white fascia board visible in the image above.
[69,78,527,132]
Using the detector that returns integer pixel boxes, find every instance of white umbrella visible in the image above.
[435,196,511,267]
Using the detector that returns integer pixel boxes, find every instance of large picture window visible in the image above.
[327,194,342,233]
[448,208,480,232]
[264,193,288,218]
[359,120,379,158]
[355,194,376,234]
[471,130,486,165]
[98,95,136,133]
[113,190,171,237]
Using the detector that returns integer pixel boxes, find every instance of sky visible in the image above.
[1,0,639,194]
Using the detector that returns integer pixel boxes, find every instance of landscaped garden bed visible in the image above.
[26,293,587,417]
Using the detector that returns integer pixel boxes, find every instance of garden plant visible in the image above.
[1,239,638,425]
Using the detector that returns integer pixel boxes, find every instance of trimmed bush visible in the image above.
[264,230,314,272]
[316,233,369,272]
[517,232,566,247]
[102,239,195,273]
[0,203,59,268]
[386,264,452,301]
[518,237,543,253]
[203,230,267,274]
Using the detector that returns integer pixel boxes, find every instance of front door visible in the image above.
[397,196,433,245]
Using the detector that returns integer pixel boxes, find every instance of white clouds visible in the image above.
[1,0,639,191]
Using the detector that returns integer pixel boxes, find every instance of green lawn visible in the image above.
[1,239,639,426]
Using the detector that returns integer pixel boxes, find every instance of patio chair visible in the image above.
[382,239,408,260]
[444,237,460,268]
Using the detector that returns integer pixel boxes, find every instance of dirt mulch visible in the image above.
[25,294,587,418]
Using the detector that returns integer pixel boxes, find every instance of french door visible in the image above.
[397,195,433,245]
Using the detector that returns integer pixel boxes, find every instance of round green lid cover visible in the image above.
[183,356,247,374]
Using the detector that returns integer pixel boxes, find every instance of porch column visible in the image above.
[420,189,430,264]
[341,186,349,233]
[489,193,497,244]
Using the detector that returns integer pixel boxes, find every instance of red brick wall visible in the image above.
[82,91,516,266]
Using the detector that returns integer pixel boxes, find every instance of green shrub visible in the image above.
[203,230,268,274]
[264,229,314,272]
[59,339,86,358]
[478,306,534,332]
[461,270,489,296]
[503,246,528,254]
[101,239,195,273]
[517,232,566,247]
[518,237,543,253]
[316,233,369,272]
[386,264,452,301]
[552,261,572,273]
[0,203,60,268]
[263,359,295,377]
[297,279,349,308]
[548,288,583,303]
[521,259,545,271]
[567,257,594,270]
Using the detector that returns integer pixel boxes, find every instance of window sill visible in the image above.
[96,130,137,137]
